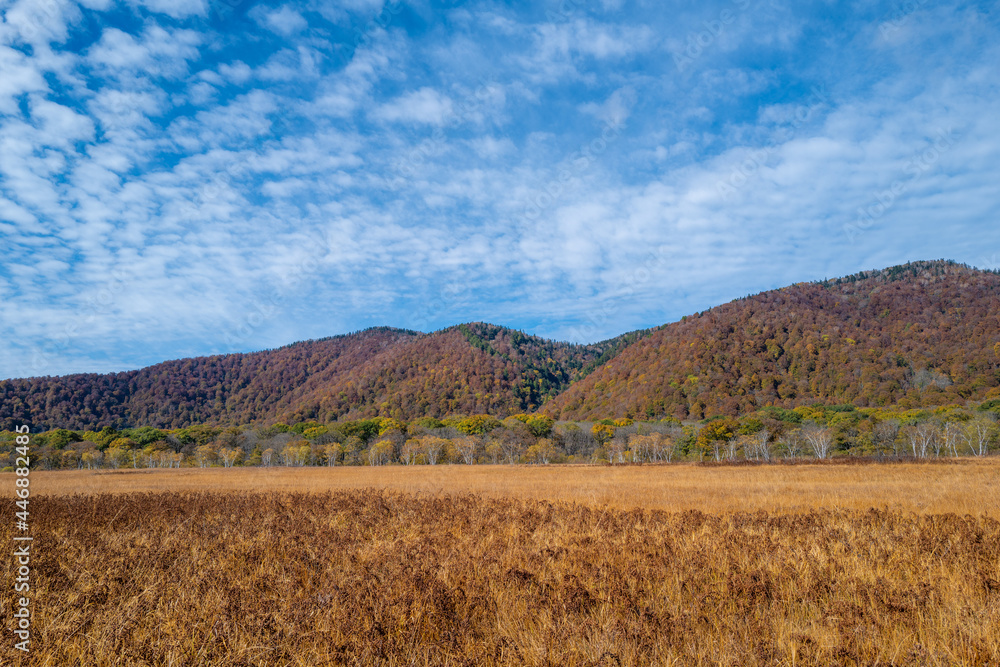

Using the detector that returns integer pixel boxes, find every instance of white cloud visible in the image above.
[1,1,1000,378]
[256,6,309,36]
[579,86,636,124]
[0,45,48,113]
[130,0,205,19]
[531,19,652,64]
[87,24,202,79]
[467,135,515,159]
[0,196,38,226]
[0,0,81,46]
[373,87,453,125]
[168,89,278,149]
[217,60,252,85]
[30,97,95,146]
[257,46,320,81]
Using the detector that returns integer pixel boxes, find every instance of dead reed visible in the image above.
[25,457,1000,517]
[1,490,997,666]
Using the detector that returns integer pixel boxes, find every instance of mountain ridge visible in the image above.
[543,260,1000,420]
[2,260,998,430]
[0,322,646,430]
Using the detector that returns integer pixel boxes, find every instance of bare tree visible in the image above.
[660,430,679,462]
[873,420,901,458]
[452,436,479,465]
[964,415,997,457]
[778,428,803,459]
[422,436,448,465]
[749,429,771,461]
[802,423,833,459]
[555,423,595,458]
[929,423,945,457]
[942,422,962,457]
[707,437,723,462]
[219,447,240,468]
[628,434,650,462]
[903,422,938,458]
[607,436,627,464]
[263,432,294,460]
[494,421,532,464]
[919,422,940,457]
[724,436,741,461]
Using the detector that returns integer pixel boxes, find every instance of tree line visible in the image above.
[2,401,997,471]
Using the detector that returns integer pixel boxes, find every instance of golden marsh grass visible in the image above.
[24,458,1000,516]
[2,460,998,665]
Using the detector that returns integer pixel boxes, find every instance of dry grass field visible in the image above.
[3,460,999,665]
[24,458,1000,516]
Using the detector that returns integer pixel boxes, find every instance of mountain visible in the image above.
[2,260,998,431]
[0,323,646,431]
[542,260,1000,421]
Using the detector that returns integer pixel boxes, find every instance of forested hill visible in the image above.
[0,323,645,430]
[543,261,1000,421]
[2,260,998,430]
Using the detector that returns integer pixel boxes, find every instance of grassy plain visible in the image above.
[25,458,1000,516]
[2,460,998,666]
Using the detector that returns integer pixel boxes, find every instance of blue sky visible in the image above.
[1,0,998,379]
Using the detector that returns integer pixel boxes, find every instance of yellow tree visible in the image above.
[108,437,138,468]
[451,436,479,465]
[106,446,129,469]
[697,418,737,461]
[629,434,651,462]
[485,441,502,464]
[219,447,241,468]
[421,436,448,465]
[195,445,217,468]
[367,440,394,466]
[528,437,556,464]
[61,450,80,469]
[324,443,342,466]
[296,443,311,466]
[458,415,501,436]
[401,439,422,465]
[377,417,406,435]
[591,423,615,446]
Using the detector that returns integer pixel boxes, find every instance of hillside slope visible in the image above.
[0,323,639,430]
[0,327,419,430]
[543,261,1000,420]
[288,322,650,424]
[3,261,997,430]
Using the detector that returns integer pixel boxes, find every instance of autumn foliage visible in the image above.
[1,260,999,432]
[547,260,1000,420]
[0,324,637,431]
